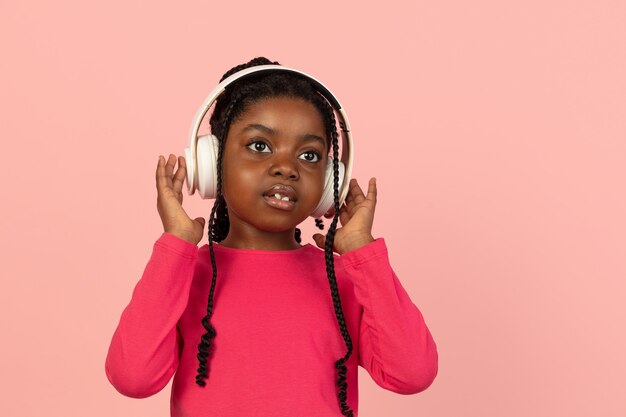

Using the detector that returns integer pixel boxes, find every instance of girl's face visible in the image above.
[220,96,328,248]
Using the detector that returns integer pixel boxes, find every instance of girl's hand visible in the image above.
[156,154,206,245]
[312,177,377,255]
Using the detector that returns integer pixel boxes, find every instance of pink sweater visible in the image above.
[105,232,438,416]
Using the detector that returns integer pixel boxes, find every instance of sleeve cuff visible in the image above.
[154,232,199,259]
[339,237,388,268]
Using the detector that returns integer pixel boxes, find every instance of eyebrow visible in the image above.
[240,123,326,147]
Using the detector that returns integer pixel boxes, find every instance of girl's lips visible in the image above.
[263,184,297,202]
[263,194,296,211]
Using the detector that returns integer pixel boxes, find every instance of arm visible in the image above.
[104,232,198,398]
[340,238,439,394]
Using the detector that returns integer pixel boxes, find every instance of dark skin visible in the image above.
[216,96,378,253]
[219,96,329,250]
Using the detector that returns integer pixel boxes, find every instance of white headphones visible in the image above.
[183,64,354,219]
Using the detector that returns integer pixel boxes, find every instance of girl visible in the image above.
[105,57,438,417]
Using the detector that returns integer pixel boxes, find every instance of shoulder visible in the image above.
[306,243,341,260]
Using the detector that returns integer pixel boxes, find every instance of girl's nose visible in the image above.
[268,154,299,179]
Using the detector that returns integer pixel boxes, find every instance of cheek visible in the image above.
[305,171,326,203]
[222,163,262,202]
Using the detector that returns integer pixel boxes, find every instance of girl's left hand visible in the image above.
[312,177,377,255]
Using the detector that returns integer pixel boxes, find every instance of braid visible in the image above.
[195,56,354,416]
[195,96,240,386]
[320,98,354,417]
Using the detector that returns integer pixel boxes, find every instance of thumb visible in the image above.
[312,233,325,249]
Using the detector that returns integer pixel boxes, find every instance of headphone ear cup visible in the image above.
[311,155,346,219]
[183,146,196,195]
[196,134,219,199]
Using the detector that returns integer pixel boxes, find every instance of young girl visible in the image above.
[105,57,438,417]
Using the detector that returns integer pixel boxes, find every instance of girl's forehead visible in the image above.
[243,96,319,115]
[233,97,326,132]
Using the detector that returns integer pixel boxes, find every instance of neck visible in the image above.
[219,227,302,251]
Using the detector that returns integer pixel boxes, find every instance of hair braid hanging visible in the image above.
[321,98,354,417]
[195,96,239,386]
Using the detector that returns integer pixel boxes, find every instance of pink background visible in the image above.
[1,1,625,416]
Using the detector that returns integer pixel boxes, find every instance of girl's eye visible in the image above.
[246,140,322,163]
[300,151,321,163]
[247,140,270,153]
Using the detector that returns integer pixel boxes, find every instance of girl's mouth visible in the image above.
[263,194,296,211]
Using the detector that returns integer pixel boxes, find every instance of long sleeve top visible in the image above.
[105,232,438,417]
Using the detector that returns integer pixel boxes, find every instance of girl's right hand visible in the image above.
[156,154,205,245]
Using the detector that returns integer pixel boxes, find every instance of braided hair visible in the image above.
[195,57,355,417]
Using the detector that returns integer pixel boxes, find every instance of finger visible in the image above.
[366,177,377,203]
[344,186,353,211]
[338,203,350,227]
[163,153,176,189]
[156,155,169,192]
[343,180,357,213]
[349,178,367,206]
[313,233,326,249]
[326,199,349,218]
[156,155,162,188]
[172,156,186,194]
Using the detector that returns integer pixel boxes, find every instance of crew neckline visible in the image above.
[205,241,315,255]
